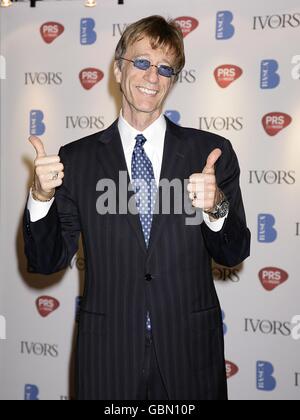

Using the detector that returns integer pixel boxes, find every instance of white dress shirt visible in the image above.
[27,112,226,231]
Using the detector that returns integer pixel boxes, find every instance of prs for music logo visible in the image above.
[226,361,239,379]
[214,65,243,88]
[259,267,288,291]
[40,22,64,44]
[79,68,104,90]
[262,112,292,136]
[36,296,60,318]
[174,17,199,38]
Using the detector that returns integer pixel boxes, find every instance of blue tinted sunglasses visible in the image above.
[120,57,176,78]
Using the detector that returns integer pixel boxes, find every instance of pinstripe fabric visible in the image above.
[23,117,251,400]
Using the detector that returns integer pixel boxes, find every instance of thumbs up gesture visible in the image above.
[29,136,64,201]
[187,148,223,213]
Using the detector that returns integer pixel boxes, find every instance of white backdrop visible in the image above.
[0,0,299,400]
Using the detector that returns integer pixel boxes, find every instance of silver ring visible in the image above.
[51,171,59,181]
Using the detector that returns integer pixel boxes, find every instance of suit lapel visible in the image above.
[147,119,186,259]
[96,120,147,255]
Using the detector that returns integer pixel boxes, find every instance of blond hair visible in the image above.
[115,15,185,81]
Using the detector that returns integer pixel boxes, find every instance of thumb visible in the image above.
[203,148,222,174]
[29,136,47,158]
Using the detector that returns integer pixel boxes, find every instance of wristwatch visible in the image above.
[204,191,230,220]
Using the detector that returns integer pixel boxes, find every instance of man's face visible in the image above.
[114,37,176,119]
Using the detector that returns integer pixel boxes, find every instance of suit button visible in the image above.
[145,274,153,282]
[224,233,230,244]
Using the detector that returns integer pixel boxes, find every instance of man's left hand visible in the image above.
[187,148,223,215]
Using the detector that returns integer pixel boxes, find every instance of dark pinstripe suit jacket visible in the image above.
[23,117,251,400]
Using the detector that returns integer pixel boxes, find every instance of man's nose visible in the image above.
[144,65,160,83]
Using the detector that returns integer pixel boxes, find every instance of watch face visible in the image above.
[210,200,229,219]
[218,200,230,218]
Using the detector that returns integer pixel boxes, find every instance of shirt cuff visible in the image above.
[27,188,55,222]
[202,211,227,232]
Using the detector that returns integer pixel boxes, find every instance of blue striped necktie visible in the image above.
[131,134,157,247]
[131,134,157,333]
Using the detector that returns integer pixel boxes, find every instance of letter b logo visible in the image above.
[30,110,46,136]
[260,60,280,89]
[24,384,39,400]
[216,11,235,39]
[258,214,277,243]
[256,361,276,391]
[80,18,97,45]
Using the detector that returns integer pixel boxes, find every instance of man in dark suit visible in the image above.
[23,16,250,400]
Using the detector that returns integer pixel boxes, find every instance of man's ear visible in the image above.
[114,61,122,84]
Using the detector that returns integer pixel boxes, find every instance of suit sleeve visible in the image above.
[201,138,251,267]
[23,146,81,275]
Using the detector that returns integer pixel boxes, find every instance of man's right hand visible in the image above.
[29,136,64,201]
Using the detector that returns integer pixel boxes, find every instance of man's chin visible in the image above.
[133,104,161,114]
